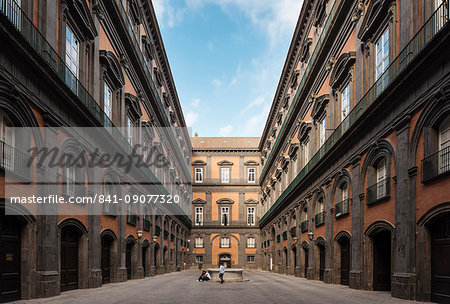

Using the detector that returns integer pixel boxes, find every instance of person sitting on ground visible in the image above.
[197,270,206,282]
[203,270,211,282]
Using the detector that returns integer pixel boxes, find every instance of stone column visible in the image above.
[295,206,301,277]
[238,191,245,225]
[350,155,363,289]
[117,193,127,282]
[324,179,334,284]
[206,191,212,224]
[159,215,165,274]
[35,126,59,298]
[307,195,315,280]
[150,214,156,276]
[392,115,416,300]
[286,213,291,275]
[88,169,101,287]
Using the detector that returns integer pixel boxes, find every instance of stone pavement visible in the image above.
[14,270,429,304]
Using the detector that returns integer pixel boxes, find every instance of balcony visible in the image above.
[366,178,391,205]
[282,231,287,240]
[164,230,169,239]
[0,140,30,178]
[422,146,450,182]
[315,211,325,227]
[301,220,308,233]
[335,199,350,218]
[276,234,280,243]
[155,225,161,236]
[143,218,151,231]
[259,1,449,226]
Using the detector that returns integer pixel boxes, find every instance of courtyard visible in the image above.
[13,270,427,304]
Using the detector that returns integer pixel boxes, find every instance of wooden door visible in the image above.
[340,237,350,285]
[373,230,391,291]
[431,215,450,303]
[101,236,111,284]
[0,215,21,303]
[319,245,325,281]
[60,227,79,292]
[126,243,132,280]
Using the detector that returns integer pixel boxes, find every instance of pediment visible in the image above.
[216,198,234,205]
[67,0,98,40]
[329,52,356,89]
[99,50,125,89]
[192,160,206,166]
[125,93,142,121]
[358,0,394,42]
[244,198,259,205]
[311,94,329,121]
[192,198,207,205]
[217,160,233,166]
[298,122,312,143]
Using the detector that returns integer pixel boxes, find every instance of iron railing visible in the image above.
[301,220,308,233]
[0,140,30,178]
[315,211,325,227]
[276,234,281,243]
[260,1,449,225]
[366,178,391,205]
[335,198,350,218]
[155,225,161,236]
[422,146,450,182]
[0,0,191,223]
[164,230,169,239]
[282,231,287,240]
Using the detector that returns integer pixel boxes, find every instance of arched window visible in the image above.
[0,111,15,170]
[301,207,308,233]
[438,116,450,173]
[315,198,325,226]
[336,182,350,218]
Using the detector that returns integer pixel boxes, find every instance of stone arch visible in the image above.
[331,169,352,203]
[409,95,450,169]
[58,218,88,235]
[333,230,352,285]
[360,139,396,194]
[416,202,450,300]
[363,220,395,291]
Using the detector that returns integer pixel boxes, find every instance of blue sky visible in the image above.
[153,0,303,137]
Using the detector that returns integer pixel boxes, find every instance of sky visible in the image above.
[153,0,304,137]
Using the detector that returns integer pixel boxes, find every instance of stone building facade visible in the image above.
[257,0,450,302]
[190,136,262,269]
[0,0,191,302]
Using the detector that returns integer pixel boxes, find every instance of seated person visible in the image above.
[203,271,211,282]
[198,270,206,282]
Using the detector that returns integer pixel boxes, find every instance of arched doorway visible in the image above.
[126,239,134,280]
[101,234,114,284]
[219,254,231,268]
[0,215,21,302]
[154,244,160,268]
[142,242,149,277]
[163,246,168,270]
[431,214,450,302]
[291,245,297,272]
[303,245,309,278]
[339,236,350,286]
[60,225,81,292]
[283,247,288,269]
[372,230,391,291]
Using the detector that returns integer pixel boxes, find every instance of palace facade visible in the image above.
[190,136,262,269]
[257,0,450,302]
[0,0,191,302]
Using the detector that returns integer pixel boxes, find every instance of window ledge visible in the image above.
[366,194,390,206]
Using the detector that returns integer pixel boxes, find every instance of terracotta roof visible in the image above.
[191,137,260,149]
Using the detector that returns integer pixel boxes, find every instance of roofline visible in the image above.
[258,0,312,150]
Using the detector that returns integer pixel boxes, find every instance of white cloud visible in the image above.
[191,98,201,107]
[219,125,233,136]
[211,78,223,88]
[243,103,271,136]
[185,111,199,127]
[240,96,265,114]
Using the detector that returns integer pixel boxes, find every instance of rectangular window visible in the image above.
[1,0,21,28]
[195,255,204,263]
[320,119,326,147]
[221,207,229,226]
[104,83,113,121]
[247,255,255,263]
[195,237,203,248]
[376,159,387,198]
[304,141,309,165]
[65,26,79,92]
[247,167,256,183]
[195,207,203,226]
[64,166,76,196]
[194,167,203,183]
[221,167,230,183]
[247,237,255,248]
[220,237,230,248]
[341,84,350,122]
[247,207,255,226]
[127,117,134,147]
[376,28,389,92]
